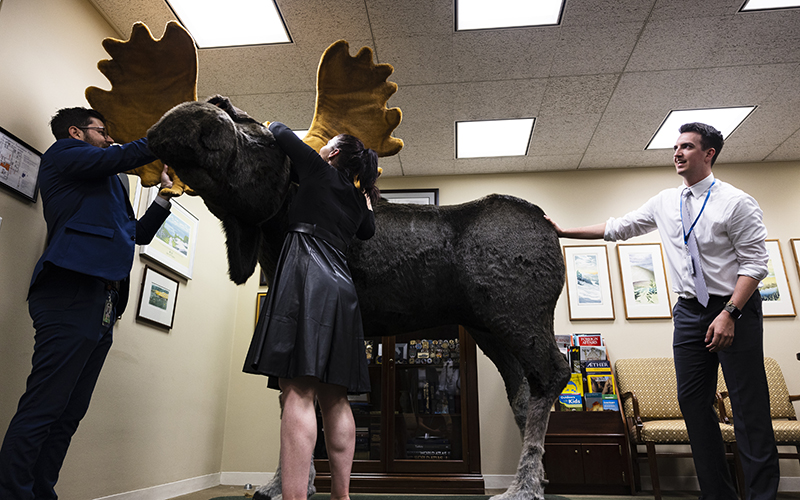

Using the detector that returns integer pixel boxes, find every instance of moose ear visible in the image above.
[221,214,261,285]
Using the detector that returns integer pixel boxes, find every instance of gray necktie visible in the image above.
[682,187,709,307]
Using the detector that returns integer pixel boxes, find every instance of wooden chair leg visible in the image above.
[646,442,661,500]
[629,441,642,492]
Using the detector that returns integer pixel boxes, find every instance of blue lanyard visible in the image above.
[680,180,715,245]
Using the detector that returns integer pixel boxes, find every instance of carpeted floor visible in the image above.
[169,485,800,500]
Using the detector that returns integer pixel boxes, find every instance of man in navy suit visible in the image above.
[0,107,176,499]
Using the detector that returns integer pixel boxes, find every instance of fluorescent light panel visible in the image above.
[456,118,535,158]
[741,0,800,11]
[167,0,290,48]
[456,0,564,30]
[646,107,756,150]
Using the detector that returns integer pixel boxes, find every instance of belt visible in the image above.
[287,222,349,254]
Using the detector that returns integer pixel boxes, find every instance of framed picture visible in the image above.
[260,268,268,287]
[0,125,41,202]
[616,243,672,319]
[760,239,795,317]
[563,245,615,320]
[791,239,800,283]
[256,292,267,326]
[381,189,439,206]
[139,188,199,280]
[136,266,179,329]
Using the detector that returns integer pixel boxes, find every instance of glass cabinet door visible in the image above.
[314,324,481,484]
[392,328,463,463]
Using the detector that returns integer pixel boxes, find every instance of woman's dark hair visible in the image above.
[330,134,380,204]
[50,107,106,140]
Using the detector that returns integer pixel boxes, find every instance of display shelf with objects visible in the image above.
[544,333,634,495]
[313,325,483,493]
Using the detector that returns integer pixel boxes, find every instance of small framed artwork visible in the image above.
[136,266,179,329]
[617,243,672,319]
[139,188,199,280]
[563,245,615,320]
[760,239,795,317]
[0,125,41,202]
[256,292,268,326]
[791,239,800,282]
[381,189,439,206]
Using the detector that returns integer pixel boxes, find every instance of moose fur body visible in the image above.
[147,98,570,500]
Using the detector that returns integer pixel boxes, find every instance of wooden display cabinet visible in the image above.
[543,408,635,495]
[313,325,484,494]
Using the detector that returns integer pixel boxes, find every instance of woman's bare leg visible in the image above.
[279,377,318,500]
[316,382,355,500]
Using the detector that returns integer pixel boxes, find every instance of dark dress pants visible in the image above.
[673,292,779,500]
[0,267,117,500]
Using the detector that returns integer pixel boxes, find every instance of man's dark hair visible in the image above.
[49,107,106,140]
[679,122,724,166]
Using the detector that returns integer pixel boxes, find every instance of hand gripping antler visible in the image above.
[86,21,197,196]
[304,40,403,157]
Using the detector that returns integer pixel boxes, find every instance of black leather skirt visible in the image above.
[243,231,370,394]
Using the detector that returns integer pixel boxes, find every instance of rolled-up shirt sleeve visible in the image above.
[604,195,659,242]
[727,195,769,281]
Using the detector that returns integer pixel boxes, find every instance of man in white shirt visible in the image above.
[547,122,779,500]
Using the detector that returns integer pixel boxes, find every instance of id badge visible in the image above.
[684,245,695,276]
[102,292,114,326]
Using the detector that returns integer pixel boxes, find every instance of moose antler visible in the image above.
[86,21,197,196]
[305,41,403,157]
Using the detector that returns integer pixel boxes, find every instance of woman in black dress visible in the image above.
[244,122,379,500]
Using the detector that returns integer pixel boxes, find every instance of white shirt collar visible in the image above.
[684,173,715,198]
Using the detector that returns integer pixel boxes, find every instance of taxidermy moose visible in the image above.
[87,22,570,500]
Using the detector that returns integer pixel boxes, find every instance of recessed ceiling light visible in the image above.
[740,0,800,11]
[456,118,535,158]
[645,107,756,150]
[166,0,291,48]
[456,0,565,31]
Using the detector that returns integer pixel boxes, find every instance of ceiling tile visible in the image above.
[550,23,642,76]
[530,114,603,155]
[561,0,655,26]
[627,12,800,72]
[375,36,456,86]
[539,74,619,116]
[451,28,562,82]
[366,0,453,38]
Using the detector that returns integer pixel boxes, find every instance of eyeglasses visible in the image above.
[78,126,109,138]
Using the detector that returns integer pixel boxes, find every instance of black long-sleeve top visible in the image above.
[270,122,375,244]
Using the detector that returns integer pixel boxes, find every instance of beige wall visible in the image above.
[2,0,798,497]
[0,1,242,498]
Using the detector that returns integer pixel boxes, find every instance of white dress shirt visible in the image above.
[604,173,768,299]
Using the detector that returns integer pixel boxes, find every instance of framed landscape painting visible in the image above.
[136,266,179,329]
[616,243,672,320]
[139,188,199,280]
[760,239,795,317]
[563,245,615,320]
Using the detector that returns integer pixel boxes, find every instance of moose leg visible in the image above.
[492,339,570,500]
[466,328,530,436]
[253,455,316,500]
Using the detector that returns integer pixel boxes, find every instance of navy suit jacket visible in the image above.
[30,138,170,315]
